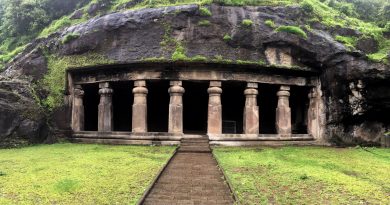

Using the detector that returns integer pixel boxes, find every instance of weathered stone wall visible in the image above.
[0,4,389,146]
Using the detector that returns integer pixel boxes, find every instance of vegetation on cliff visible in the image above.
[0,0,389,69]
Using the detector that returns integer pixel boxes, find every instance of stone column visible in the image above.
[276,85,291,136]
[132,80,148,133]
[207,81,222,134]
[168,81,185,134]
[71,85,84,131]
[243,83,259,134]
[98,82,113,132]
[307,87,318,137]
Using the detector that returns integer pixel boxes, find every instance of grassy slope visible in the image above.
[213,146,390,204]
[0,143,175,204]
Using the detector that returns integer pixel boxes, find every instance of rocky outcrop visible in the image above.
[0,4,389,146]
[0,80,47,147]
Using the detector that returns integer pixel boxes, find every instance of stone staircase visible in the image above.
[179,136,211,153]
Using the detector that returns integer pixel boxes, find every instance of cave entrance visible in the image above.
[147,81,170,132]
[222,82,246,134]
[258,84,278,134]
[291,86,310,134]
[83,83,99,131]
[112,81,133,131]
[183,81,209,134]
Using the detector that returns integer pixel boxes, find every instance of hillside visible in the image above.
[0,0,389,70]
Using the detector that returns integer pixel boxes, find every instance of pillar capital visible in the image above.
[247,82,258,88]
[134,80,146,87]
[244,88,258,96]
[73,85,84,97]
[168,85,185,95]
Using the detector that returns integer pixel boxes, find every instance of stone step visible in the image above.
[181,138,209,143]
[180,143,210,147]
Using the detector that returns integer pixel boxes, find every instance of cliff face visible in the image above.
[0,4,389,146]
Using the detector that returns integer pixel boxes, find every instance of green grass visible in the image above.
[241,19,253,27]
[223,34,232,41]
[213,146,390,204]
[199,6,212,16]
[198,20,211,26]
[276,25,308,39]
[61,32,81,44]
[264,19,276,28]
[335,35,357,49]
[0,143,175,204]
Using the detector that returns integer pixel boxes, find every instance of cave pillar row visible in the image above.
[207,81,222,134]
[276,85,291,137]
[243,83,259,134]
[132,80,148,133]
[98,82,113,132]
[71,84,84,132]
[168,81,185,134]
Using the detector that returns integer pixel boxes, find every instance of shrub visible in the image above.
[199,7,212,17]
[265,19,275,28]
[223,34,232,41]
[300,0,314,14]
[171,43,187,61]
[242,19,253,27]
[335,35,357,48]
[385,23,390,32]
[191,55,207,62]
[62,32,80,44]
[198,20,211,26]
[276,26,308,39]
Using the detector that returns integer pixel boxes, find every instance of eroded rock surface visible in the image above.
[0,4,389,146]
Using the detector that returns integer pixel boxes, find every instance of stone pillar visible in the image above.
[243,83,259,134]
[307,87,318,137]
[132,80,148,133]
[98,82,113,132]
[168,81,185,134]
[276,85,291,136]
[207,81,222,134]
[71,85,84,131]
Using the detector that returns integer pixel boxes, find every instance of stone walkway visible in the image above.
[142,137,235,205]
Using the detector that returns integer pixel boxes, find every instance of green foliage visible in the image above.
[199,6,212,16]
[335,35,357,49]
[190,55,207,62]
[0,45,26,69]
[171,42,188,61]
[367,40,390,64]
[214,146,390,204]
[264,19,275,28]
[0,143,175,204]
[61,32,80,44]
[241,19,253,27]
[223,34,232,41]
[40,16,73,37]
[198,20,211,26]
[301,0,314,13]
[276,25,308,39]
[42,53,113,110]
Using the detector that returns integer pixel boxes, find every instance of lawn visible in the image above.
[0,143,175,204]
[213,146,390,205]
